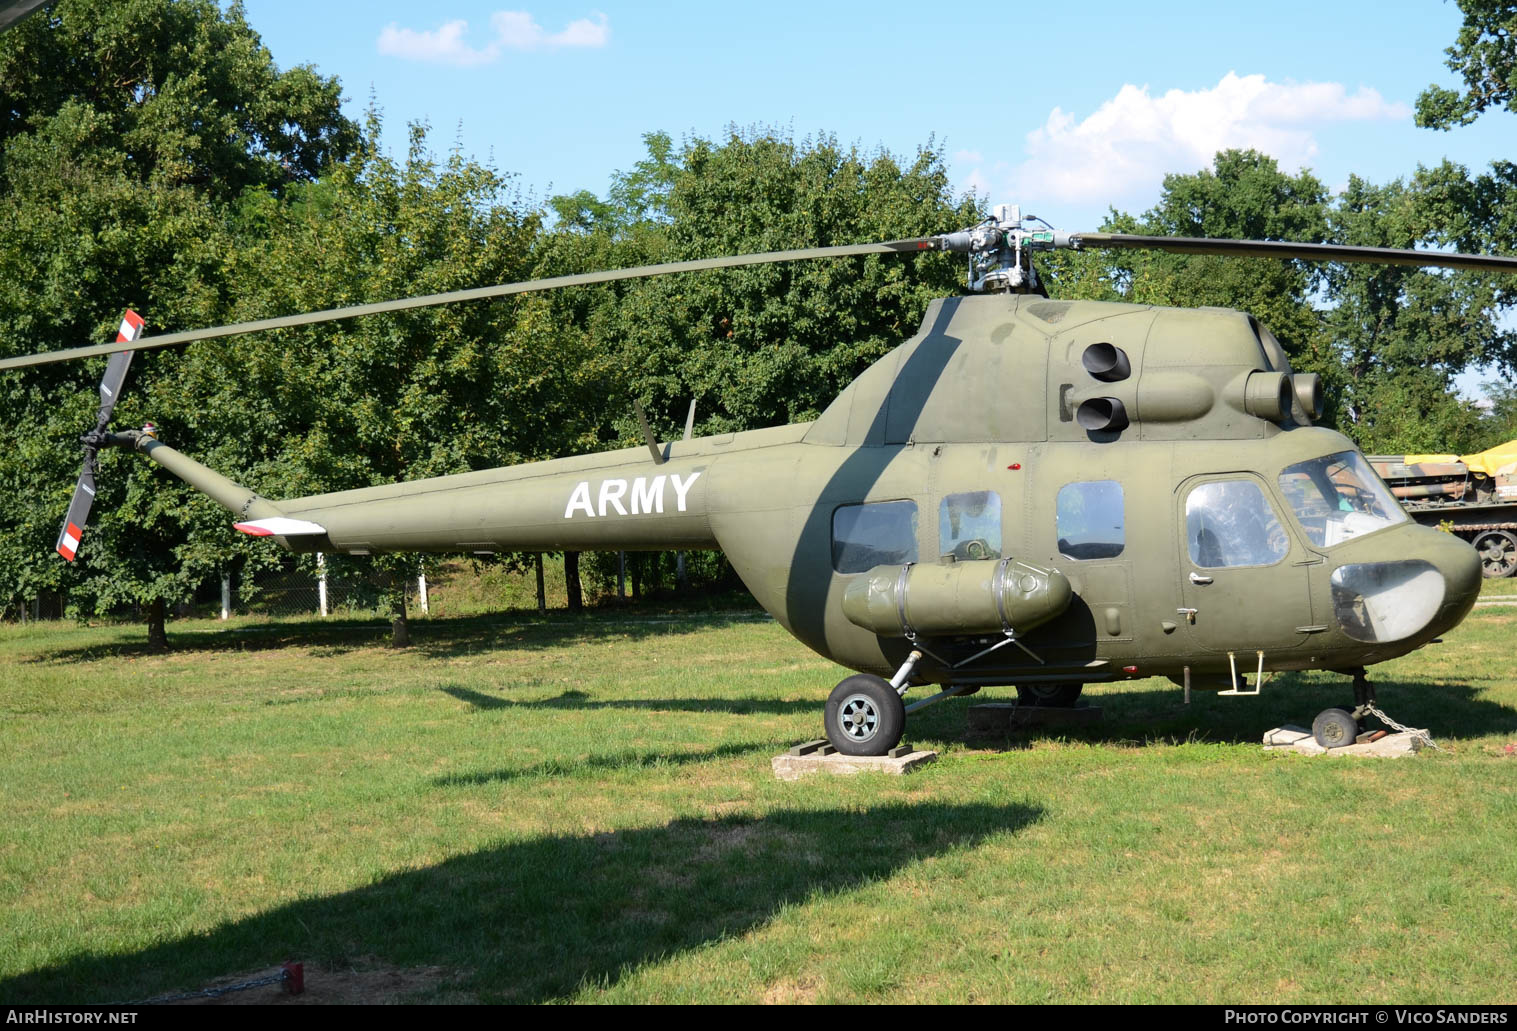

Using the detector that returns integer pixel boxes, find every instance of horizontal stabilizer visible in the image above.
[233,517,327,538]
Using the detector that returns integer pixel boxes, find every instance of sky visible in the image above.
[240,0,1513,397]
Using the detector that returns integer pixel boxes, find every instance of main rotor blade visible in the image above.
[0,239,945,372]
[1073,233,1517,274]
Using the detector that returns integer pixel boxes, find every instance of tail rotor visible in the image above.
[56,311,145,562]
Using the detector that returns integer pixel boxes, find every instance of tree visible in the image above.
[1478,380,1517,447]
[217,117,545,644]
[548,129,976,440]
[1322,171,1515,445]
[1416,0,1517,129]
[0,0,356,646]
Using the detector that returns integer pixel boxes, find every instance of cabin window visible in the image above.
[1185,479,1289,568]
[1057,481,1124,560]
[832,500,918,574]
[939,491,1001,561]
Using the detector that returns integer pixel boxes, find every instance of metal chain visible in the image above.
[1363,702,1443,753]
[129,968,289,1005]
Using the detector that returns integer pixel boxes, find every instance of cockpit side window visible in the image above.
[1278,451,1407,547]
[1185,479,1289,568]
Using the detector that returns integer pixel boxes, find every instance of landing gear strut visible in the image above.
[823,648,985,756]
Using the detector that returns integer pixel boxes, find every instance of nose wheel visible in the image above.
[824,674,905,756]
[1312,668,1373,748]
[1311,708,1359,748]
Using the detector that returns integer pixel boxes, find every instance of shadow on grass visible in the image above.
[434,739,782,786]
[908,674,1517,749]
[437,684,819,717]
[24,607,772,664]
[1,801,1042,1005]
[442,672,1517,751]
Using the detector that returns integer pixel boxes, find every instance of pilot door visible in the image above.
[1175,473,1315,653]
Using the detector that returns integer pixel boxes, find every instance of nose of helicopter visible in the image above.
[1325,524,1482,645]
[1429,526,1484,634]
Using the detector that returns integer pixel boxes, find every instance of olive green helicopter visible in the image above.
[7,205,1514,755]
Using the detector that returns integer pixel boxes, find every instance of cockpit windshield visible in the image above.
[1278,451,1406,547]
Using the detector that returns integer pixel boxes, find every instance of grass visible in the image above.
[1,587,1514,1004]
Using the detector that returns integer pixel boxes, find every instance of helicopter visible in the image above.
[5,205,1513,757]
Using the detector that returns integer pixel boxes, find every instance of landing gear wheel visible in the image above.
[1473,529,1517,579]
[1016,682,1083,708]
[1312,708,1359,749]
[825,674,905,757]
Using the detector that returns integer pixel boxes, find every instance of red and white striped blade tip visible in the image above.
[117,310,145,342]
[57,522,83,561]
[233,517,327,538]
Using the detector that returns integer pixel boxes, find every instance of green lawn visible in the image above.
[1,596,1514,1004]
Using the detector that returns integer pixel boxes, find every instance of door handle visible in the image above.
[1189,572,1213,585]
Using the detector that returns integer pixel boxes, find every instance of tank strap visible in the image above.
[991,556,1016,635]
[895,562,917,639]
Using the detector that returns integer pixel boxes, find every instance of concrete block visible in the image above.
[1263,727,1425,758]
[1262,725,1312,747]
[772,749,937,782]
[1348,732,1424,757]
[967,703,1103,732]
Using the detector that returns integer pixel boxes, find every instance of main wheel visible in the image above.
[1312,707,1359,749]
[1473,529,1517,579]
[1016,682,1083,707]
[825,674,905,756]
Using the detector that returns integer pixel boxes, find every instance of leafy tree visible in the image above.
[549,129,977,439]
[1322,172,1516,443]
[0,0,356,646]
[217,118,547,643]
[1416,0,1517,129]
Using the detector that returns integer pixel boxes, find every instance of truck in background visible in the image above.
[1370,439,1517,578]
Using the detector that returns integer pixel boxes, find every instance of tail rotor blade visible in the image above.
[56,459,97,562]
[96,350,133,429]
[60,310,145,561]
[95,310,144,430]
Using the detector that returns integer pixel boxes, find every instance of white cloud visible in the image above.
[490,11,609,49]
[378,10,609,65]
[953,149,984,164]
[1007,72,1410,206]
[378,20,496,66]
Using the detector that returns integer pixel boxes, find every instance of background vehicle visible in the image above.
[1371,439,1517,578]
